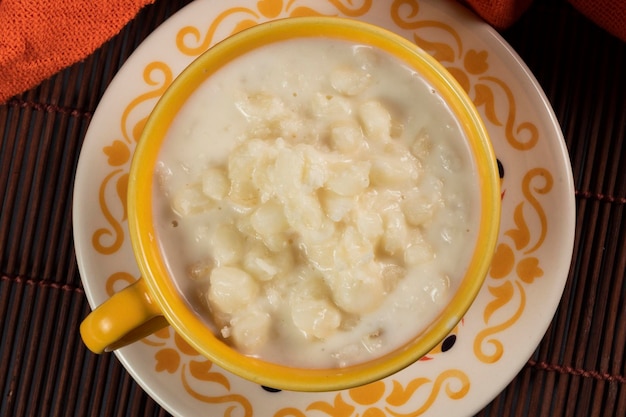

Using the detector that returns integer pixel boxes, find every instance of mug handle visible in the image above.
[80,278,169,353]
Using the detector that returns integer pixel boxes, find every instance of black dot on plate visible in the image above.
[441,334,457,352]
[497,158,505,179]
[261,386,282,393]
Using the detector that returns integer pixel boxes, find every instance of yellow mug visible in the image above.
[80,16,501,392]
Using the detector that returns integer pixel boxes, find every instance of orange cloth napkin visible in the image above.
[0,0,624,104]
[465,0,626,39]
[0,0,154,103]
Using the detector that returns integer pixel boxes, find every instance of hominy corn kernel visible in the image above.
[410,129,432,161]
[291,297,342,339]
[404,235,435,266]
[325,161,371,196]
[187,259,214,281]
[354,209,384,241]
[320,190,355,222]
[171,184,212,217]
[311,92,352,118]
[250,200,290,239]
[358,100,391,141]
[201,167,230,200]
[329,120,367,153]
[236,92,287,120]
[301,146,329,190]
[210,224,244,266]
[326,262,385,314]
[381,210,409,256]
[208,266,259,314]
[229,307,272,352]
[330,66,372,96]
[402,190,439,227]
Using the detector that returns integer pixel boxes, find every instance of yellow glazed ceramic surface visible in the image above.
[80,16,501,392]
[73,0,575,415]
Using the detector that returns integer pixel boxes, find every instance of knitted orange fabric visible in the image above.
[568,0,626,41]
[0,0,154,102]
[466,0,626,39]
[461,0,534,29]
[0,0,624,103]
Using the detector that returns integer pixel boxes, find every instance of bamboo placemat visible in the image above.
[0,0,623,416]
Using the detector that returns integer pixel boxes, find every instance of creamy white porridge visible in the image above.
[153,38,479,368]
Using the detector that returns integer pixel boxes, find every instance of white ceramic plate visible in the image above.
[73,0,575,416]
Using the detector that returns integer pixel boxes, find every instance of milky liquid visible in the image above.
[153,38,479,368]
